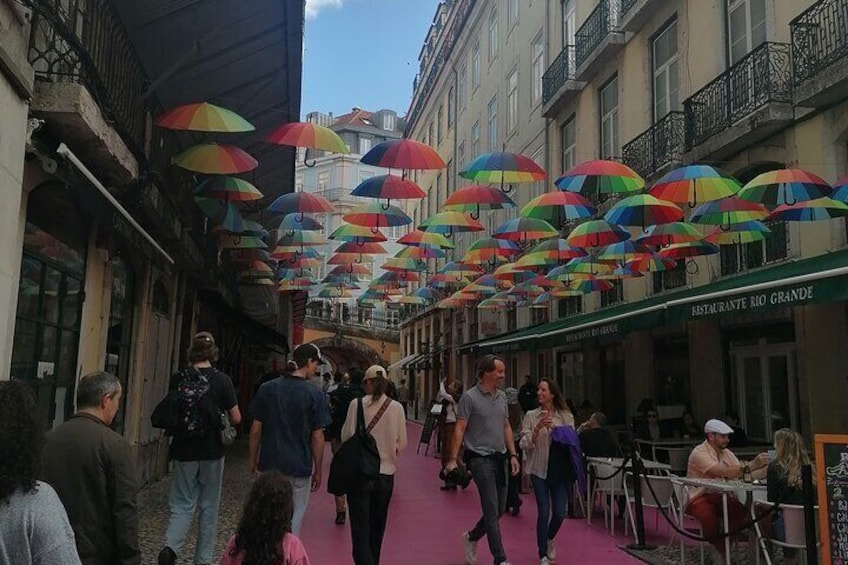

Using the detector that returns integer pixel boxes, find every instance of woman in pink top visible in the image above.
[222,472,310,565]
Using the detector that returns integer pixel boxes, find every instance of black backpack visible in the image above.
[151,368,218,437]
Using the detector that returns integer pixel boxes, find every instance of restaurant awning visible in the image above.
[388,353,419,373]
[462,248,848,355]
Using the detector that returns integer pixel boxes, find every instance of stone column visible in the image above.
[688,319,726,422]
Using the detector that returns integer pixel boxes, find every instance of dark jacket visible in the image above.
[40,413,140,565]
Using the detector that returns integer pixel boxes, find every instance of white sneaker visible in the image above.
[462,532,477,565]
[546,539,556,561]
[540,558,552,565]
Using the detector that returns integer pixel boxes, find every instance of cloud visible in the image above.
[305,0,344,19]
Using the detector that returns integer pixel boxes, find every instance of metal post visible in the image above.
[627,452,656,550]
[802,464,818,565]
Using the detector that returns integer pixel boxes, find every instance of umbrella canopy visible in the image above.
[214,219,269,239]
[317,287,353,299]
[443,184,517,218]
[466,274,507,294]
[194,196,244,232]
[218,235,267,249]
[343,203,412,232]
[327,253,369,265]
[625,254,678,272]
[439,261,483,279]
[649,165,741,207]
[173,144,258,174]
[468,238,522,257]
[265,121,348,153]
[381,257,429,273]
[268,191,334,215]
[554,256,616,279]
[604,194,684,227]
[635,222,703,247]
[351,174,426,203]
[706,221,772,245]
[492,217,558,242]
[565,220,631,248]
[597,241,655,262]
[272,214,324,233]
[419,211,485,235]
[568,279,616,293]
[428,274,471,288]
[361,139,446,170]
[193,177,263,202]
[335,241,388,254]
[329,223,388,244]
[492,263,536,282]
[527,238,588,261]
[328,263,371,277]
[397,229,454,249]
[555,160,644,196]
[155,102,254,132]
[658,241,720,259]
[520,191,597,224]
[237,261,274,278]
[737,169,832,207]
[832,176,848,202]
[459,152,546,184]
[767,197,848,222]
[396,246,446,260]
[689,197,769,226]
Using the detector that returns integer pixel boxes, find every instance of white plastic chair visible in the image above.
[669,478,706,565]
[753,501,820,565]
[587,459,621,535]
[624,471,675,539]
[666,446,693,474]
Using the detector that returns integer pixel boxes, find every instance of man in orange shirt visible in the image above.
[686,419,770,564]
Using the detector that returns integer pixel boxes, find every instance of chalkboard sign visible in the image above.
[816,434,848,565]
[417,411,439,455]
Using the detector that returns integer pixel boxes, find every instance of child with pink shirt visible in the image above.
[222,472,310,565]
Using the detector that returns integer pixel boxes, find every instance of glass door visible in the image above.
[733,344,797,441]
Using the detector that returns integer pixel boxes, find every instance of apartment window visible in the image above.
[487,97,498,152]
[532,307,549,325]
[653,20,680,121]
[459,66,468,109]
[720,222,787,275]
[600,77,620,159]
[562,0,576,48]
[508,0,519,29]
[437,104,444,143]
[532,33,544,104]
[472,39,481,89]
[436,173,443,211]
[472,121,481,157]
[358,137,372,155]
[447,87,456,127]
[728,0,767,64]
[383,113,395,131]
[507,70,518,133]
[652,262,687,293]
[317,171,330,191]
[557,296,582,318]
[600,284,623,307]
[560,117,576,173]
[488,9,498,61]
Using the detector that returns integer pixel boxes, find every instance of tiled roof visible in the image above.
[333,108,374,127]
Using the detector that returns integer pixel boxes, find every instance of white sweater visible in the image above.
[341,395,408,475]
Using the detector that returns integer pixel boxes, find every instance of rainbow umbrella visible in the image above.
[555,256,616,279]
[439,261,483,279]
[529,293,554,309]
[214,219,269,239]
[625,254,678,272]
[492,218,558,243]
[492,262,535,282]
[468,238,522,257]
[228,249,271,263]
[278,278,318,292]
[218,235,267,250]
[606,265,644,280]
[274,230,326,248]
[268,191,334,216]
[737,169,832,207]
[328,263,371,277]
[635,222,703,247]
[327,253,368,266]
[706,221,771,245]
[155,102,254,132]
[317,287,353,299]
[335,241,388,255]
[397,230,454,249]
[831,176,848,202]
[443,185,516,219]
[597,241,654,262]
[466,274,507,295]
[513,252,557,270]
[272,214,324,236]
[527,239,588,261]
[351,174,426,207]
[658,241,719,260]
[569,279,616,293]
[459,152,546,189]
[555,160,644,196]
[551,287,585,298]
[343,203,412,233]
[382,257,428,273]
[523,275,564,290]
[361,139,445,170]
[419,211,484,236]
[397,246,446,260]
[284,256,322,269]
[520,191,597,225]
[767,198,848,222]
[193,177,263,202]
[173,144,258,174]
[689,197,769,227]
[649,165,741,208]
[428,274,471,288]
[329,224,388,244]
[272,246,321,261]
[566,220,630,248]
[478,297,510,309]
[265,121,348,154]
[194,196,244,232]
[604,194,684,228]
[237,261,274,278]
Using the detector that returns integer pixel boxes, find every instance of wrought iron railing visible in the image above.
[622,111,685,179]
[542,45,577,105]
[791,0,848,86]
[652,264,687,294]
[621,0,637,15]
[684,42,792,149]
[28,0,148,156]
[575,0,621,69]
[720,222,788,276]
[306,306,401,332]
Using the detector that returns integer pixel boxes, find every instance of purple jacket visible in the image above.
[551,425,588,494]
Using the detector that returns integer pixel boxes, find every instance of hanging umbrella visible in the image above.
[513,252,558,270]
[767,197,848,222]
[551,256,616,279]
[569,279,616,293]
[468,238,522,257]
[689,196,769,227]
[228,249,271,263]
[268,191,334,216]
[194,196,244,232]
[465,274,507,295]
[478,297,510,309]
[278,278,318,292]
[329,223,388,244]
[343,202,412,234]
[398,287,443,305]
[527,238,588,261]
[605,265,644,280]
[443,184,517,219]
[737,169,832,207]
[327,253,368,266]
[492,263,535,283]
[439,261,483,279]
[361,138,446,170]
[396,246,446,260]
[520,191,597,225]
[706,221,771,245]
[397,229,454,249]
[831,176,848,202]
[271,214,324,235]
[173,144,258,174]
[285,256,322,269]
[459,151,546,184]
[597,241,654,262]
[649,165,741,208]
[335,240,388,255]
[351,174,426,208]
[214,220,269,240]
[274,230,326,249]
[272,246,321,261]
[237,261,274,278]
[604,194,684,228]
[265,121,349,156]
[428,274,471,288]
[566,220,631,248]
[658,241,720,260]
[155,102,255,132]
[193,177,263,202]
[635,222,703,247]
[382,257,428,273]
[419,211,485,236]
[555,160,644,197]
[218,235,267,250]
[625,254,678,272]
[492,218,558,243]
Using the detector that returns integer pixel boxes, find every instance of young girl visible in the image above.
[223,472,310,565]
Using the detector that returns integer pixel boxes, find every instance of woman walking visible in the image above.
[520,378,576,565]
[341,365,407,565]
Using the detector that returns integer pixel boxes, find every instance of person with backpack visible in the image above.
[327,370,365,525]
[158,332,241,565]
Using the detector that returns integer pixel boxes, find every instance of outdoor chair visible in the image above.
[666,446,693,475]
[623,471,674,539]
[669,478,706,565]
[587,459,622,535]
[752,501,820,565]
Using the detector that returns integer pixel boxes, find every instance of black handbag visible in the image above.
[327,397,391,496]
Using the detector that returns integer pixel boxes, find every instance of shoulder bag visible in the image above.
[327,397,392,496]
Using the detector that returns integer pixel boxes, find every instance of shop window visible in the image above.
[557,296,582,318]
[507,308,517,331]
[600,284,623,307]
[105,257,135,433]
[720,222,787,275]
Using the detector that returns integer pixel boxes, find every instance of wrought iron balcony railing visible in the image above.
[542,45,577,105]
[621,0,637,15]
[622,111,685,179]
[306,306,401,332]
[791,0,848,86]
[652,264,687,294]
[684,42,791,150]
[28,0,148,156]
[575,0,621,69]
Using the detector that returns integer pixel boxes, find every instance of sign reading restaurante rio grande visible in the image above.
[689,284,815,318]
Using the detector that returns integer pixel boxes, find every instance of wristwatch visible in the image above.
[509,453,519,460]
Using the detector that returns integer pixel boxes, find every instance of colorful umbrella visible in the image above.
[214,219,269,239]
[193,177,263,202]
[173,144,258,174]
[649,165,741,208]
[468,238,522,257]
[317,287,353,299]
[520,191,597,225]
[555,160,644,197]
[155,102,254,132]
[237,261,274,278]
[329,223,388,244]
[492,263,535,282]
[428,274,471,288]
[443,185,517,219]
[351,174,426,207]
[268,191,334,215]
[361,139,446,170]
[597,241,654,262]
[396,246,446,260]
[566,220,630,248]
[737,169,832,207]
[194,196,244,232]
[218,235,267,250]
[689,197,769,227]
[767,198,848,222]
[568,279,616,293]
[604,194,684,227]
[606,265,644,280]
[397,229,454,249]
[706,221,771,245]
[527,239,588,261]
[459,152,546,188]
[274,230,326,248]
[265,121,349,154]
[492,218,558,243]
[329,263,371,277]
[635,222,703,247]
[382,257,428,273]
[398,287,443,305]
[625,254,678,272]
[557,256,617,278]
[335,241,388,255]
[658,241,719,259]
[832,176,848,202]
[439,261,483,279]
[344,203,412,233]
[419,211,485,236]
[272,214,324,235]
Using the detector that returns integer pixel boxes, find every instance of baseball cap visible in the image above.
[364,365,386,380]
[704,419,734,435]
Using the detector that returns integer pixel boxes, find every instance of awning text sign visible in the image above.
[688,284,816,318]
[563,322,619,344]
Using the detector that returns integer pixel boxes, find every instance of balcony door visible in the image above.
[561,0,576,48]
[652,20,679,122]
[732,342,797,442]
[727,0,768,115]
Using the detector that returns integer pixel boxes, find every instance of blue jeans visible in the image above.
[531,474,569,559]
[288,475,312,536]
[165,458,224,564]
[467,456,508,564]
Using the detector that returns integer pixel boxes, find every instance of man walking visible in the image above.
[40,371,140,565]
[444,355,520,565]
[249,342,332,535]
[518,375,538,413]
[396,378,410,418]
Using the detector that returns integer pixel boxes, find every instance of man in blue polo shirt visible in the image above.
[249,343,331,535]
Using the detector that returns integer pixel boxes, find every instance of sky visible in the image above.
[301,0,441,119]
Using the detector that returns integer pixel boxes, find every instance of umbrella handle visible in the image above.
[445,227,454,238]
[470,206,481,221]
[370,226,380,235]
[784,188,797,206]
[285,229,295,237]
[720,212,731,232]
[382,200,391,211]
[303,153,316,168]
[354,254,363,264]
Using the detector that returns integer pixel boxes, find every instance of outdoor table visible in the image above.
[677,477,767,565]
[635,438,700,463]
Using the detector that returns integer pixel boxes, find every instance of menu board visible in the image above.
[816,434,848,565]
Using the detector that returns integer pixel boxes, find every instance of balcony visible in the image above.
[622,111,686,180]
[791,0,848,108]
[574,0,626,82]
[306,305,400,343]
[683,42,793,162]
[28,0,147,186]
[541,46,585,119]
[619,0,666,32]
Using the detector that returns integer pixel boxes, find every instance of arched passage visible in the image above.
[312,335,385,375]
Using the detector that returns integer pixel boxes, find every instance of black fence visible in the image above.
[621,0,637,16]
[791,0,848,86]
[575,0,621,69]
[622,111,686,180]
[542,45,576,105]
